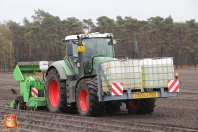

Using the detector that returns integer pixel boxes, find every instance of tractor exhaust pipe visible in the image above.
[132,41,138,54]
[132,41,138,58]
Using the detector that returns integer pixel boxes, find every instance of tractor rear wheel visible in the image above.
[15,96,26,110]
[46,68,75,113]
[105,101,122,112]
[126,98,156,114]
[76,78,105,116]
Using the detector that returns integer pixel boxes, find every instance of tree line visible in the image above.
[0,9,198,72]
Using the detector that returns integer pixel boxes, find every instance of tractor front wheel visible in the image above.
[46,68,74,113]
[76,78,105,116]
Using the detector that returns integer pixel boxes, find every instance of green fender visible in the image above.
[46,60,74,80]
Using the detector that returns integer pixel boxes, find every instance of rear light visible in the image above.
[175,73,179,79]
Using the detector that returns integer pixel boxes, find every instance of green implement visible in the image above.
[11,62,50,110]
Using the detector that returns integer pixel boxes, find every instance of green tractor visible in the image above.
[7,32,180,116]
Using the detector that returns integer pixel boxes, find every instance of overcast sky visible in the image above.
[0,0,197,25]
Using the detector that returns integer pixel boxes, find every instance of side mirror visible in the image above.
[132,41,138,54]
[67,43,73,56]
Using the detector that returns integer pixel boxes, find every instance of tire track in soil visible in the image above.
[0,101,158,132]
[0,108,155,132]
[0,100,197,130]
[0,80,19,87]
[0,107,197,132]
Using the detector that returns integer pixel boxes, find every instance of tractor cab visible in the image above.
[64,32,115,75]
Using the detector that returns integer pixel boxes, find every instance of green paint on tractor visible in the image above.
[58,60,75,75]
[92,57,116,70]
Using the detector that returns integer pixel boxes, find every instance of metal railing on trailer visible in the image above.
[96,58,180,102]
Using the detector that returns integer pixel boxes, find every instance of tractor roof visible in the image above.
[65,32,113,40]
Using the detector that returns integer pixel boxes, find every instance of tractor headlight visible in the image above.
[81,35,85,38]
[81,34,89,38]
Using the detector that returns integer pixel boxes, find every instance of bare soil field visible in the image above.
[0,69,197,132]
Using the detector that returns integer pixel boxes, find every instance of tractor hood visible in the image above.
[93,57,117,68]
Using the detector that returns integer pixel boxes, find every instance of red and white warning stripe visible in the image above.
[168,80,180,92]
[31,87,38,97]
[111,83,123,96]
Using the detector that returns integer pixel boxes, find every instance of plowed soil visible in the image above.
[0,69,197,132]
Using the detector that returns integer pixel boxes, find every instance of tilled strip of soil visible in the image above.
[0,107,197,132]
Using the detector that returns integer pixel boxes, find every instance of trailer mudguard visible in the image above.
[46,60,74,80]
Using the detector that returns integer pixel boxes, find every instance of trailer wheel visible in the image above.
[15,96,26,110]
[105,101,122,112]
[46,68,74,113]
[126,99,156,114]
[76,78,105,116]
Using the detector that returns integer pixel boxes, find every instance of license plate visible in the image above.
[133,92,158,99]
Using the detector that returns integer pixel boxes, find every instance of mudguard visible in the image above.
[46,60,74,80]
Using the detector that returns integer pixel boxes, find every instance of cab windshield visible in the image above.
[71,38,114,62]
[83,38,114,60]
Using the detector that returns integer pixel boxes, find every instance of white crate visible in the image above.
[141,58,174,88]
[100,58,175,91]
[101,60,142,92]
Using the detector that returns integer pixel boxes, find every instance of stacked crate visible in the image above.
[100,60,142,92]
[141,58,174,88]
[100,58,175,92]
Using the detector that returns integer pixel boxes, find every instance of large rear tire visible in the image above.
[76,78,105,116]
[46,68,74,113]
[126,98,156,114]
[105,101,122,112]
